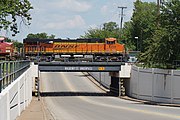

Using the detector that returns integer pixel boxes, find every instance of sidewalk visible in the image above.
[16,97,53,120]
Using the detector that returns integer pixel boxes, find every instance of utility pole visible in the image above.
[157,0,160,18]
[118,6,127,59]
[157,0,163,25]
[118,6,127,32]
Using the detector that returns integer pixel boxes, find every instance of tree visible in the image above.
[13,40,23,48]
[123,21,135,50]
[27,32,56,39]
[81,22,119,39]
[0,0,33,36]
[133,1,157,52]
[124,0,157,52]
[5,37,12,42]
[103,22,118,32]
[139,0,180,68]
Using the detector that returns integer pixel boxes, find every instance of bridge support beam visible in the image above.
[110,76,119,96]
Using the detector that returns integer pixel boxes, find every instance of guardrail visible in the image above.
[0,61,30,93]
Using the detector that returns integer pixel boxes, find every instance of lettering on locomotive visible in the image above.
[53,44,78,50]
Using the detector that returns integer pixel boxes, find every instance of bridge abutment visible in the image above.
[110,76,119,96]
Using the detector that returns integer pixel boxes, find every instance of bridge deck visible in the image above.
[38,62,124,72]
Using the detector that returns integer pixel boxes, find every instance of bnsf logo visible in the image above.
[53,44,78,50]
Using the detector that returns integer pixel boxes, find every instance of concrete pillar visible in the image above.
[110,76,119,96]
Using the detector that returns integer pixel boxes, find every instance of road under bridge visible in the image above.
[37,61,125,97]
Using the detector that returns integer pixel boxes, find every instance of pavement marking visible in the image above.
[79,96,180,119]
[50,72,180,120]
[60,72,75,91]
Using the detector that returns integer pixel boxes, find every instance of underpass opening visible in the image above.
[36,62,123,100]
[38,72,113,98]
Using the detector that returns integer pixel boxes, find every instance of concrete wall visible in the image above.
[88,72,111,89]
[88,63,132,96]
[0,63,38,120]
[130,65,180,104]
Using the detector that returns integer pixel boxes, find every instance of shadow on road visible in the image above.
[74,74,91,77]
[40,91,113,97]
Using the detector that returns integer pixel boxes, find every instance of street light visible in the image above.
[135,37,138,51]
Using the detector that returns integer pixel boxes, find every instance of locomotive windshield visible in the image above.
[105,38,116,44]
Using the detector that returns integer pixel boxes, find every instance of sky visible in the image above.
[5,0,156,42]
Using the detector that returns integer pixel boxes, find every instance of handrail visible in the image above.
[0,60,30,93]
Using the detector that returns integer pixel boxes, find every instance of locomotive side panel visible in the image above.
[53,42,83,54]
[87,43,92,53]
[45,43,53,53]
[115,44,125,53]
[91,43,99,53]
[99,43,105,53]
[77,43,84,53]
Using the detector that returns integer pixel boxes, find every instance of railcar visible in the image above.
[23,38,125,61]
[0,37,14,60]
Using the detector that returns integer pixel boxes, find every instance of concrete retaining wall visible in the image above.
[130,66,180,104]
[0,63,38,120]
[88,72,111,89]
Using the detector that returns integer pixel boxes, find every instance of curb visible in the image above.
[83,72,180,108]
[121,96,180,107]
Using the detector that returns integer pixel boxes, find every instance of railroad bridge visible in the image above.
[38,61,125,96]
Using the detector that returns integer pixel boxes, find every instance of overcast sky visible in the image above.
[6,0,156,42]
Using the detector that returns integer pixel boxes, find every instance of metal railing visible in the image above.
[0,60,30,93]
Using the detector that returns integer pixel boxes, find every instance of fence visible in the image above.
[130,65,180,104]
[0,61,30,93]
[0,63,38,120]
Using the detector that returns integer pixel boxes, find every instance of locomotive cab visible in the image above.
[105,38,116,44]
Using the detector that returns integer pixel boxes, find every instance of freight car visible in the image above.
[23,38,125,62]
[0,37,14,60]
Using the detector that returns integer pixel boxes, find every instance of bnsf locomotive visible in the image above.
[23,38,125,61]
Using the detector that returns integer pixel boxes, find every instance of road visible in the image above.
[40,72,180,120]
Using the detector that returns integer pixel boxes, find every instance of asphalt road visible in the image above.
[40,72,180,120]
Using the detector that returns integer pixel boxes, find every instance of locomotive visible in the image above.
[23,38,125,62]
[0,37,15,60]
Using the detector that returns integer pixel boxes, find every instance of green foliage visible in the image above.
[13,40,23,48]
[27,32,56,39]
[5,38,12,42]
[0,0,33,36]
[4,37,23,49]
[124,1,157,52]
[81,0,179,69]
[139,0,180,68]
[81,22,120,40]
[123,21,135,50]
